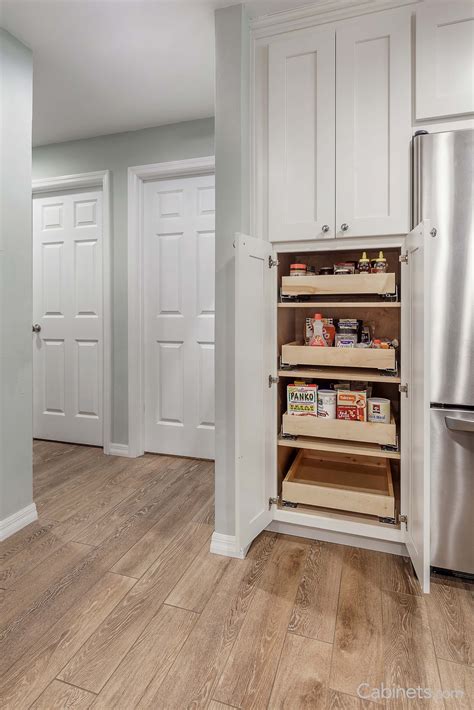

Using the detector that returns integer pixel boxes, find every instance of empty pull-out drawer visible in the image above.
[282,449,395,518]
[281,273,396,296]
[281,342,396,371]
[282,413,397,446]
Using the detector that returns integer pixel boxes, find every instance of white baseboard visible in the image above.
[0,503,38,542]
[210,532,249,559]
[107,443,131,457]
[267,520,408,557]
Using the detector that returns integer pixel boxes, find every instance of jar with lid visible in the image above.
[290,263,307,277]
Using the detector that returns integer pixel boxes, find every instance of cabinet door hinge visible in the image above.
[399,383,408,397]
[399,254,408,264]
[268,375,279,388]
[399,514,408,525]
[268,256,279,268]
[269,496,280,508]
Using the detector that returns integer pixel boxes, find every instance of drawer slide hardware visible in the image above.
[269,496,280,508]
[269,256,280,269]
[399,383,408,397]
[268,375,279,387]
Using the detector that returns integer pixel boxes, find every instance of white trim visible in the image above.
[250,0,419,36]
[32,170,112,455]
[210,532,249,559]
[267,520,408,557]
[108,443,132,457]
[127,156,215,458]
[0,503,38,542]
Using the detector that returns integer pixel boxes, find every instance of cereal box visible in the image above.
[287,383,318,416]
[336,390,367,421]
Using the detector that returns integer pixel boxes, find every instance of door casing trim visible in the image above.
[32,170,112,454]
[127,156,215,458]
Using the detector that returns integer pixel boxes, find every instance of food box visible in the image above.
[287,383,318,416]
[336,390,367,422]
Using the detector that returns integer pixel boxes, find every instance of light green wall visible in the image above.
[0,30,34,520]
[33,117,215,444]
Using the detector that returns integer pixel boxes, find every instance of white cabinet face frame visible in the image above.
[416,1,474,120]
[335,7,412,238]
[268,29,336,242]
[32,170,112,454]
[127,156,215,458]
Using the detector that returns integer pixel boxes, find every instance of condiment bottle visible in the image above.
[358,251,370,273]
[371,251,387,273]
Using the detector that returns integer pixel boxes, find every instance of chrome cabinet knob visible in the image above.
[340,223,349,232]
[32,324,41,333]
[321,224,330,233]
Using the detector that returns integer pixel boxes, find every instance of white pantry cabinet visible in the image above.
[265,8,411,242]
[416,1,474,120]
[233,224,432,592]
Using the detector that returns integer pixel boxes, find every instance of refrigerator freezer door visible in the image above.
[413,129,474,407]
[430,407,474,575]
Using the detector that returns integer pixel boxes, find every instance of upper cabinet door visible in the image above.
[336,9,411,237]
[400,220,432,593]
[234,233,275,554]
[416,1,474,120]
[268,30,336,242]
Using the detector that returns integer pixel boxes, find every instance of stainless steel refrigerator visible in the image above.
[413,129,474,577]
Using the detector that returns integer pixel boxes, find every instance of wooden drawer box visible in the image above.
[282,412,396,446]
[282,449,395,518]
[281,342,396,371]
[281,273,396,297]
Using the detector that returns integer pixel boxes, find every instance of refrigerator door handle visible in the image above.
[445,416,474,433]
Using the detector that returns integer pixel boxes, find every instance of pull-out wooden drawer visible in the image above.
[282,412,396,446]
[281,342,396,371]
[282,449,395,518]
[281,273,396,297]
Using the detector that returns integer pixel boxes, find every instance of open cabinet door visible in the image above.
[401,220,431,592]
[235,233,276,555]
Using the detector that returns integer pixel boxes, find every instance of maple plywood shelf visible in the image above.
[278,366,400,384]
[278,435,400,460]
[282,449,395,518]
[281,272,396,297]
[282,413,397,446]
[281,342,396,371]
[278,301,400,308]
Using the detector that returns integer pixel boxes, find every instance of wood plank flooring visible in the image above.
[0,441,472,709]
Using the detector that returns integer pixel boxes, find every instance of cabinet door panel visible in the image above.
[336,9,411,237]
[268,30,335,242]
[416,1,474,120]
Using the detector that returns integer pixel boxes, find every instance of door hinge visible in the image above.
[268,375,279,388]
[399,514,408,525]
[399,383,408,397]
[268,256,279,268]
[269,496,280,508]
[399,254,408,264]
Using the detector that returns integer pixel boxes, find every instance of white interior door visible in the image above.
[33,190,103,446]
[401,220,431,593]
[144,173,215,459]
[268,29,336,241]
[235,233,275,554]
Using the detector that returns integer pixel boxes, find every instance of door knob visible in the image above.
[340,223,349,232]
[32,324,41,333]
[321,224,330,233]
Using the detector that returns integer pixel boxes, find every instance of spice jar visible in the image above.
[290,263,307,277]
[371,251,388,273]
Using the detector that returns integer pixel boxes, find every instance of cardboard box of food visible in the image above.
[336,390,367,422]
[287,383,318,416]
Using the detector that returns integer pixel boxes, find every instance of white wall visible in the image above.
[0,30,34,522]
[214,4,250,536]
[33,118,215,445]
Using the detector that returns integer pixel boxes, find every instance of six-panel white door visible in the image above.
[144,174,215,459]
[336,8,411,237]
[33,190,103,446]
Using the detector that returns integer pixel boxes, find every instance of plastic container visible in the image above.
[317,390,337,419]
[358,251,370,273]
[371,251,388,273]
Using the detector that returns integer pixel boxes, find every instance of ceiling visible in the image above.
[0,0,311,147]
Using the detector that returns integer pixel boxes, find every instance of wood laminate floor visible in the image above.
[0,441,472,709]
